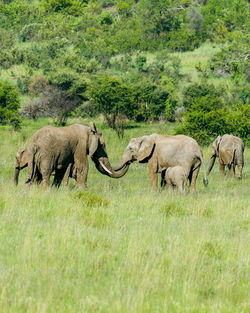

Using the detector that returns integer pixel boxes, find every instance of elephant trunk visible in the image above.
[94,157,130,178]
[14,164,20,185]
[207,155,216,175]
[112,154,132,171]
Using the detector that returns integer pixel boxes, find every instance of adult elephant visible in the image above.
[14,147,74,187]
[207,134,244,179]
[113,134,208,192]
[26,122,129,188]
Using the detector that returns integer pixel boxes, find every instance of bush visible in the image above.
[0,80,21,127]
[99,11,114,25]
[183,82,223,108]
[132,81,169,121]
[176,82,250,145]
[226,104,250,144]
[28,74,49,97]
[88,75,136,137]
[42,0,87,15]
[168,25,201,52]
[19,23,42,42]
[0,50,14,69]
[209,34,249,82]
[176,96,229,145]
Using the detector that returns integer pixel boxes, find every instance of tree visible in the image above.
[88,75,136,137]
[0,79,21,129]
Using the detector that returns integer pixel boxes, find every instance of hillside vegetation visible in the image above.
[0,0,249,143]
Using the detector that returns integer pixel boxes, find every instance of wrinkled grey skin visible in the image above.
[26,122,129,189]
[114,133,208,192]
[207,134,244,179]
[161,166,187,193]
[14,147,74,187]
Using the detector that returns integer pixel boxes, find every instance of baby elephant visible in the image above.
[161,166,187,193]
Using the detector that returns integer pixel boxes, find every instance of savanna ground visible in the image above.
[0,118,249,313]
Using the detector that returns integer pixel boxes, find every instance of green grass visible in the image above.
[0,118,249,313]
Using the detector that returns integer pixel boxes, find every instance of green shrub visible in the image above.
[226,104,250,144]
[176,82,250,145]
[19,23,42,42]
[0,27,15,49]
[0,79,21,127]
[99,11,114,25]
[135,55,147,72]
[17,75,32,94]
[88,75,136,137]
[209,34,249,82]
[183,82,223,108]
[168,25,201,52]
[132,81,169,121]
[0,50,14,69]
[42,0,87,15]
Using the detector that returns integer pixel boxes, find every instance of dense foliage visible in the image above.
[0,80,21,129]
[176,82,250,145]
[0,0,249,142]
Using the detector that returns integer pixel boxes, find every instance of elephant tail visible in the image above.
[234,147,244,167]
[25,147,37,184]
[231,149,236,166]
[197,151,208,187]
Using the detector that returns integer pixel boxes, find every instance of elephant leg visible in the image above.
[149,172,158,189]
[62,164,72,187]
[178,180,185,194]
[75,159,88,190]
[219,160,225,176]
[167,182,173,192]
[52,169,65,188]
[161,178,166,188]
[33,171,42,184]
[189,163,200,193]
[161,169,167,189]
[42,174,50,188]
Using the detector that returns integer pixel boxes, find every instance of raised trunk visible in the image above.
[207,155,216,175]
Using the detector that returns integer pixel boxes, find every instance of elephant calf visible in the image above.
[14,146,74,187]
[161,166,187,193]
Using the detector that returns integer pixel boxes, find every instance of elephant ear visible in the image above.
[20,147,28,168]
[88,135,98,157]
[17,147,28,168]
[88,122,99,157]
[213,136,222,155]
[89,122,97,134]
[137,136,155,163]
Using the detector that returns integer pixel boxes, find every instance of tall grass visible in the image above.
[0,118,249,313]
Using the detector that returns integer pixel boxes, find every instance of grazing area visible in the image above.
[0,119,249,313]
[0,0,249,311]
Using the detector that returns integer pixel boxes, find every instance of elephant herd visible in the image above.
[14,122,245,193]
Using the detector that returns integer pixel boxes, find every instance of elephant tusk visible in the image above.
[99,160,113,175]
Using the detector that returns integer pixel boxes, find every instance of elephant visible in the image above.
[14,146,75,187]
[161,166,187,193]
[113,133,208,192]
[25,122,129,189]
[207,134,244,179]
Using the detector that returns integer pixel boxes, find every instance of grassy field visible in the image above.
[0,118,249,313]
